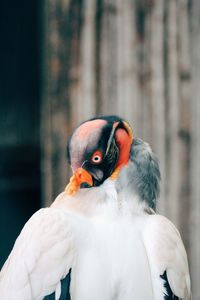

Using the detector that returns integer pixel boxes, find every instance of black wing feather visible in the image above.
[161,271,181,300]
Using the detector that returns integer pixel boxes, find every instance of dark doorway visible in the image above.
[0,0,41,267]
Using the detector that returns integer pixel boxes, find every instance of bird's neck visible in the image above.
[52,178,153,218]
[96,179,151,216]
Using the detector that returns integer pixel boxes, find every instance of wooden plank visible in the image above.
[116,0,139,132]
[177,0,191,257]
[78,0,96,121]
[165,0,181,225]
[40,0,56,206]
[41,0,83,205]
[99,0,118,114]
[190,0,200,297]
[140,7,153,143]
[149,0,166,213]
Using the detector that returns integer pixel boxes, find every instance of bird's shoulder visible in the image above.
[0,207,75,299]
[142,214,191,299]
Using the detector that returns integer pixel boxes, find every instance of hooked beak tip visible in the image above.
[75,168,93,186]
[65,167,93,195]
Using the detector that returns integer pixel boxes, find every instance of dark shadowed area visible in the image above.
[0,0,41,267]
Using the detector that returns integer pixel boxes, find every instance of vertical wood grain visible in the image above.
[149,0,166,213]
[99,0,118,114]
[190,0,200,298]
[116,0,139,132]
[166,0,181,225]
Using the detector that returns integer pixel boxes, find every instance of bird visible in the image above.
[0,115,191,300]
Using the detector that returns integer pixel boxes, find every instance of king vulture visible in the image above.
[0,115,191,299]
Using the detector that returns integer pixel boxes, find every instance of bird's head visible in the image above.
[65,116,133,195]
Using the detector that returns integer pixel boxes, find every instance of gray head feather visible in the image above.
[117,138,161,210]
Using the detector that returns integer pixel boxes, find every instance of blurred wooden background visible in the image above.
[40,0,200,298]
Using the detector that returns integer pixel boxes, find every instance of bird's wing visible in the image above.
[0,207,75,300]
[142,215,191,300]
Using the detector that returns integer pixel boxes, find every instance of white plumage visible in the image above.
[0,179,191,299]
[0,117,191,299]
[0,208,74,299]
[143,214,191,299]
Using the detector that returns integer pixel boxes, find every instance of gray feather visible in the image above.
[117,138,161,210]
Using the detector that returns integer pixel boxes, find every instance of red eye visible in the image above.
[91,150,103,164]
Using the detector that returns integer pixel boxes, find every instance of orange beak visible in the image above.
[65,167,93,195]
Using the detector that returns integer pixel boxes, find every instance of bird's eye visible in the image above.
[91,151,103,164]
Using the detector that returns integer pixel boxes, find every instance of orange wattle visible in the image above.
[115,128,132,169]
